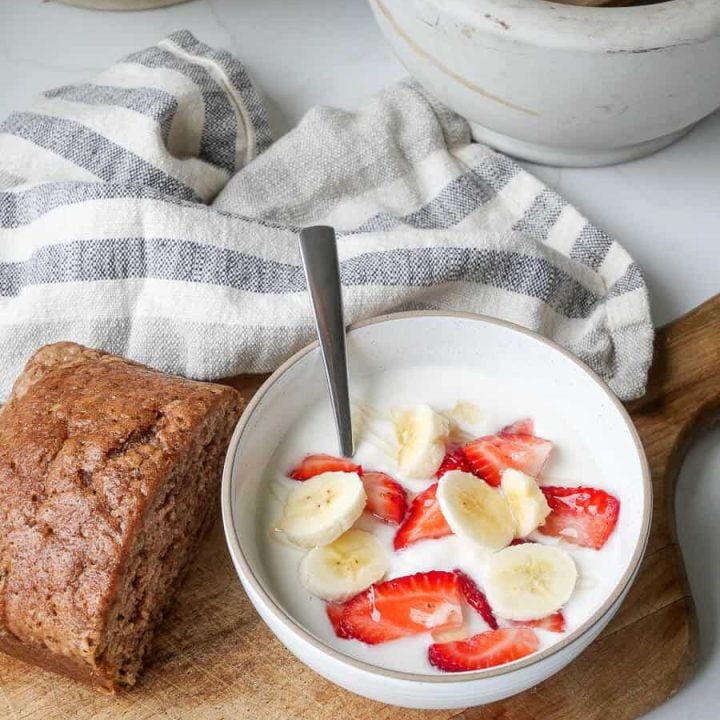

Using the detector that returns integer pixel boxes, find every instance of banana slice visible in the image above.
[299,529,388,601]
[436,470,515,550]
[278,471,366,548]
[501,468,551,538]
[446,400,482,426]
[485,543,577,621]
[395,404,450,478]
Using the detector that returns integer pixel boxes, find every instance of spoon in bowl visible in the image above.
[298,225,354,458]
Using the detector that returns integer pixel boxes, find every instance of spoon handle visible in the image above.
[298,226,354,458]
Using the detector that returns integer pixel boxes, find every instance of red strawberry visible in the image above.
[393,483,452,550]
[463,433,552,486]
[428,627,539,672]
[326,603,352,639]
[436,448,472,478]
[495,433,553,476]
[454,570,498,630]
[539,486,620,550]
[510,538,533,546]
[340,571,464,645]
[500,418,534,436]
[510,612,566,633]
[288,454,361,481]
[361,471,407,525]
[461,437,507,486]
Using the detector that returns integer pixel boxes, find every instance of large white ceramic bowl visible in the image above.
[221,313,651,709]
[369,0,720,166]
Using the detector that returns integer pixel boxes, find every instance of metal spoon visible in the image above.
[298,225,354,458]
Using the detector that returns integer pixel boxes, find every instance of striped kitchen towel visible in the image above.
[0,31,653,401]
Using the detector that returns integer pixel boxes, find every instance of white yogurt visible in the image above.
[259,365,622,674]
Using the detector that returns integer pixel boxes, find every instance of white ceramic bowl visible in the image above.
[221,312,651,709]
[369,0,720,166]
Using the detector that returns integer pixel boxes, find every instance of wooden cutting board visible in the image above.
[1,295,718,720]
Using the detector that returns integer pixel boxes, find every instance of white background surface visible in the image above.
[0,1,718,717]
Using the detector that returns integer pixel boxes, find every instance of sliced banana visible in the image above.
[278,471,366,548]
[299,529,388,602]
[501,468,551,538]
[446,400,482,426]
[394,404,450,478]
[436,470,515,550]
[485,543,577,621]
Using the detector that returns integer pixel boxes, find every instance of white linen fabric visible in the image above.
[0,31,653,401]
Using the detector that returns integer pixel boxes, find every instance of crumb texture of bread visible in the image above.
[0,342,243,690]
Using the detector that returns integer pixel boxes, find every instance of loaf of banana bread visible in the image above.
[0,343,243,691]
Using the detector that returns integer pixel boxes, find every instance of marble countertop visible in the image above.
[1,0,718,717]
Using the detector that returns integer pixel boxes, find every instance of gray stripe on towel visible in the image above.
[570,224,613,271]
[0,182,295,232]
[513,189,567,241]
[125,45,239,172]
[0,238,601,320]
[0,237,305,296]
[609,263,645,297]
[0,113,199,201]
[44,84,179,144]
[0,183,187,228]
[167,30,273,156]
[350,155,519,234]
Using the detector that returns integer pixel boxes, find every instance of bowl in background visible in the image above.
[369,0,720,166]
[221,312,651,708]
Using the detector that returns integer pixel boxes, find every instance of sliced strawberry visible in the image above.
[436,448,472,478]
[454,570,498,630]
[463,433,552,486]
[510,612,566,633]
[340,571,464,645]
[510,538,533,546]
[500,418,534,436]
[461,437,507,486]
[496,433,553,477]
[393,483,452,550]
[539,486,620,550]
[326,603,352,639]
[361,471,407,525]
[428,627,539,672]
[288,454,361,481]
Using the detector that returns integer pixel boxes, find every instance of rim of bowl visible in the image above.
[221,311,652,683]
[413,0,720,53]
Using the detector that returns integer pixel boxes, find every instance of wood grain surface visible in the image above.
[1,295,717,720]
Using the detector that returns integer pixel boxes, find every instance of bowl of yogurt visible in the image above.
[221,312,651,709]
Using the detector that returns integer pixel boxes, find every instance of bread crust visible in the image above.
[0,343,243,690]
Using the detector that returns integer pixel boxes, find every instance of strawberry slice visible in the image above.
[340,571,464,645]
[461,437,507,486]
[463,433,552,486]
[393,483,452,550]
[361,471,407,525]
[454,570,498,630]
[495,433,552,477]
[500,418,534,436]
[510,612,565,633]
[288,454,361,481]
[539,486,620,550]
[436,448,472,478]
[428,627,539,672]
[326,603,352,639]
